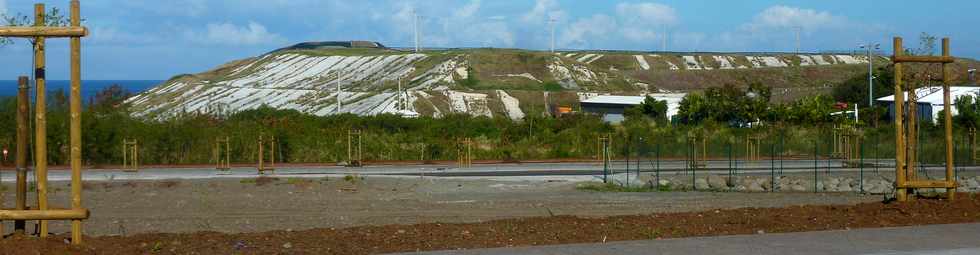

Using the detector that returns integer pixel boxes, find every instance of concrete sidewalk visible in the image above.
[400,223,980,255]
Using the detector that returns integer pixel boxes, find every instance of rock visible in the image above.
[748,182,765,192]
[736,185,748,191]
[658,179,671,187]
[816,181,824,191]
[695,178,710,190]
[966,179,979,189]
[708,175,729,190]
[282,242,293,249]
[836,182,853,192]
[790,185,806,192]
[761,179,773,191]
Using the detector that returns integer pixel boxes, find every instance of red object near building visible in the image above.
[834,102,849,110]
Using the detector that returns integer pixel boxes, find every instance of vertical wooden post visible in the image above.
[270,136,276,170]
[226,138,230,169]
[942,37,956,200]
[894,37,908,202]
[258,135,264,173]
[15,76,29,234]
[33,3,50,237]
[70,0,84,243]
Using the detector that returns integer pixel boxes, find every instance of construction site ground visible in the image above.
[1,173,978,254]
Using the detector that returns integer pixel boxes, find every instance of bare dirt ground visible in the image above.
[3,175,877,236]
[1,189,977,254]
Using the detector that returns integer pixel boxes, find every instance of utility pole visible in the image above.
[413,10,420,53]
[548,18,556,53]
[794,26,802,54]
[860,43,880,107]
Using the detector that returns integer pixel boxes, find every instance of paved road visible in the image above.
[1,159,974,182]
[402,223,980,255]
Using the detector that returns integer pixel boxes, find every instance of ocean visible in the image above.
[0,80,163,98]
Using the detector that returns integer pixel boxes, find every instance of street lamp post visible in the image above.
[860,43,880,107]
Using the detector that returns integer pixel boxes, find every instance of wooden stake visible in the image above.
[942,37,956,200]
[70,0,84,243]
[33,3,50,237]
[893,37,907,202]
[15,76,29,234]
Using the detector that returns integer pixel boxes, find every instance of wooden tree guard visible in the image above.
[122,139,139,172]
[215,136,231,171]
[347,129,362,167]
[746,135,762,161]
[892,37,957,202]
[457,138,473,168]
[257,135,276,174]
[0,2,90,244]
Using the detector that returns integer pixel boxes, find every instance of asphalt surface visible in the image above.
[402,223,980,255]
[1,159,974,182]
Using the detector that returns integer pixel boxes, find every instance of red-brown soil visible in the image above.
[2,194,979,254]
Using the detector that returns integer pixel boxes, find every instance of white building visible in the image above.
[876,86,980,123]
[579,93,685,123]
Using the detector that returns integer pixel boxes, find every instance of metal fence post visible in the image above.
[656,142,661,190]
[770,141,776,192]
[860,137,865,193]
[814,140,819,193]
[728,142,733,191]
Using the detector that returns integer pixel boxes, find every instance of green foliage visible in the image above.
[458,67,479,88]
[625,96,668,123]
[1,7,72,46]
[832,65,894,106]
[676,83,771,125]
[954,94,980,128]
[908,32,938,56]
[542,82,564,91]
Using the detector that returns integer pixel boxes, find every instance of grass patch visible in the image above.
[576,182,663,192]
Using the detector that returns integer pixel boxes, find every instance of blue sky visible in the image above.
[1,0,978,80]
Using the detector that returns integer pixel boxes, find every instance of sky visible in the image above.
[1,0,978,80]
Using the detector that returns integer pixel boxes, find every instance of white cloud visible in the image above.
[522,0,566,23]
[186,21,286,46]
[454,0,481,20]
[560,14,617,48]
[743,5,842,32]
[616,2,677,26]
[716,5,861,52]
[615,2,677,42]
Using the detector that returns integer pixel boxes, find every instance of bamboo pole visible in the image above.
[0,209,89,221]
[894,37,907,201]
[942,38,956,200]
[0,26,88,37]
[15,76,28,234]
[70,0,84,242]
[33,3,50,237]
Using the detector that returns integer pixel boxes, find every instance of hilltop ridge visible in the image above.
[126,43,893,119]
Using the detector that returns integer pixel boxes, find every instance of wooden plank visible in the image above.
[0,26,88,37]
[899,180,957,188]
[892,55,955,63]
[0,209,89,221]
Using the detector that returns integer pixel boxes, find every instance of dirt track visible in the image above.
[2,176,878,236]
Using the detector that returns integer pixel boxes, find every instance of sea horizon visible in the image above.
[0,80,164,98]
